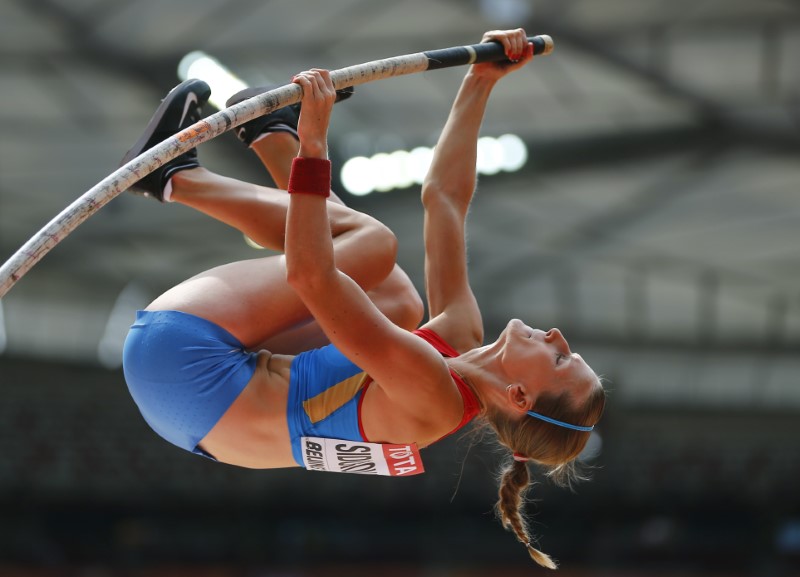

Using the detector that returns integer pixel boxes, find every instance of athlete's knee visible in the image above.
[391,267,424,329]
[368,265,423,330]
[397,286,425,330]
[353,213,398,273]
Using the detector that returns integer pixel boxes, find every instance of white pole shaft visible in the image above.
[0,35,552,298]
[0,54,429,298]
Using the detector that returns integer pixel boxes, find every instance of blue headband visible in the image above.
[526,410,594,432]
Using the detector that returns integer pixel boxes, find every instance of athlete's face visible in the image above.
[499,319,597,404]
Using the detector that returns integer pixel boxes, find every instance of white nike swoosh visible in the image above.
[179,92,199,127]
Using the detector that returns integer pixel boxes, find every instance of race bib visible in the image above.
[301,437,425,476]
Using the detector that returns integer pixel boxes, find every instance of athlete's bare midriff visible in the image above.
[198,350,298,469]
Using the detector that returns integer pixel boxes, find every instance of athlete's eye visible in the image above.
[555,353,564,365]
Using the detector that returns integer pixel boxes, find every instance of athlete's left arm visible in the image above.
[420,29,534,353]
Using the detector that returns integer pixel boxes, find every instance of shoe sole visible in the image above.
[121,78,211,167]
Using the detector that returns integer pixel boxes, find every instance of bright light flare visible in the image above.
[178,51,249,110]
[340,135,527,196]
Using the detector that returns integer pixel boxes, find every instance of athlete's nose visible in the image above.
[545,328,571,354]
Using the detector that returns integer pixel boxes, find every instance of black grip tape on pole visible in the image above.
[424,35,552,70]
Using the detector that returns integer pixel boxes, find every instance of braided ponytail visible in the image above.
[486,385,605,568]
[496,459,558,569]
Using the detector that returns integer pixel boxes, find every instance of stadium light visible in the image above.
[340,135,528,196]
[178,51,249,110]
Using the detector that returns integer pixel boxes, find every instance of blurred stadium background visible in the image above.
[1,0,799,575]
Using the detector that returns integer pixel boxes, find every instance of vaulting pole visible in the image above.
[0,35,552,298]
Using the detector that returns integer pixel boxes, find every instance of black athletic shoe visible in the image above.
[225,84,354,146]
[121,79,212,201]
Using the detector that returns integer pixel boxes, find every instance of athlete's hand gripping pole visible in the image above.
[0,35,552,298]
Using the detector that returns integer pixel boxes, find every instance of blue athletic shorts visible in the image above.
[122,310,258,457]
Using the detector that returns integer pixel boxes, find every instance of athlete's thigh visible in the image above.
[146,255,307,349]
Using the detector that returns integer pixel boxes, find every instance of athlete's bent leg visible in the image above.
[147,168,398,349]
[253,132,424,331]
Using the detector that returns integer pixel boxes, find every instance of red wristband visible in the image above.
[288,157,331,197]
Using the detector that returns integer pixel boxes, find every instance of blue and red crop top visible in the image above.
[286,328,481,467]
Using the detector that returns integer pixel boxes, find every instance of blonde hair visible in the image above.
[487,383,606,568]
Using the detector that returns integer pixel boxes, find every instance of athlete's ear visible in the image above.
[505,383,534,415]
